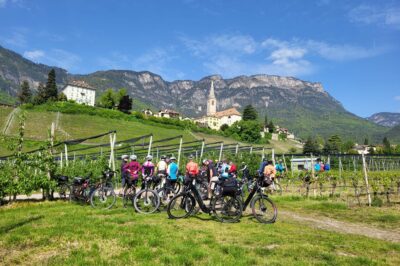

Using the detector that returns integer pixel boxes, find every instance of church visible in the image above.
[194,81,242,130]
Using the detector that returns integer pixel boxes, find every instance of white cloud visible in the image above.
[23,50,45,60]
[181,34,386,78]
[349,5,400,29]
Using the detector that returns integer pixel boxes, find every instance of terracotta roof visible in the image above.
[67,80,96,90]
[214,108,241,118]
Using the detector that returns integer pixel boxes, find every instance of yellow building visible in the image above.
[195,81,242,130]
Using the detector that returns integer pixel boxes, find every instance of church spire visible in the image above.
[209,80,216,99]
[207,80,217,116]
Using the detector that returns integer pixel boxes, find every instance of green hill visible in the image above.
[0,103,300,157]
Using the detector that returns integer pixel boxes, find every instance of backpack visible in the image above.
[324,164,330,171]
[221,177,238,196]
[319,163,325,172]
[314,163,321,172]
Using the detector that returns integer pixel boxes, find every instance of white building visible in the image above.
[194,81,242,130]
[62,80,96,106]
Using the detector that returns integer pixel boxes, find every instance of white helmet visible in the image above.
[121,155,129,160]
[130,154,137,160]
[170,156,176,161]
[146,155,153,161]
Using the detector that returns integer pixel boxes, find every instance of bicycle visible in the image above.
[122,178,138,208]
[56,175,70,200]
[89,169,117,209]
[239,176,278,223]
[166,176,243,223]
[157,177,179,206]
[133,175,160,214]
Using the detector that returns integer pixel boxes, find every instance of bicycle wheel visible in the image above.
[173,182,181,194]
[212,194,242,223]
[58,183,70,200]
[167,193,196,219]
[123,187,136,207]
[90,186,116,209]
[250,194,277,224]
[69,185,77,202]
[133,189,160,214]
[157,187,175,206]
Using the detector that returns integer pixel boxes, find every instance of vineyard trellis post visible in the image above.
[177,137,183,167]
[218,142,224,162]
[272,149,276,166]
[109,132,116,171]
[311,153,316,197]
[147,135,153,156]
[200,140,205,160]
[64,144,68,167]
[250,146,253,154]
[361,153,372,206]
[235,143,239,156]
[60,152,63,169]
[283,154,288,174]
[262,148,265,161]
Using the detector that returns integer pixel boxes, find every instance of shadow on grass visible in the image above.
[0,215,44,234]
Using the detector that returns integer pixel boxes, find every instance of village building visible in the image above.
[62,80,96,106]
[194,81,242,130]
[156,109,181,119]
[141,108,154,116]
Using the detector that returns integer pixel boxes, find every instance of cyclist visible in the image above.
[258,157,268,177]
[203,159,218,199]
[157,155,168,187]
[185,155,199,178]
[264,160,277,189]
[275,159,285,182]
[142,155,155,189]
[125,154,141,182]
[166,156,178,188]
[229,160,237,178]
[220,159,230,179]
[120,155,129,193]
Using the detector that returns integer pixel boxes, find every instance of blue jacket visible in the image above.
[168,162,178,180]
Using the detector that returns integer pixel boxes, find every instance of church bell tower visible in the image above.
[206,80,217,116]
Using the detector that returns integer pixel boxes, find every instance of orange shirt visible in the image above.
[186,161,199,175]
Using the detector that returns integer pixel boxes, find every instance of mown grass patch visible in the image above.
[0,200,399,265]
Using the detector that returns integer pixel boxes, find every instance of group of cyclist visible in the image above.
[120,153,288,198]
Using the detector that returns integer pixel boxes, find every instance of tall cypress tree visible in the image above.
[18,80,32,104]
[45,69,58,101]
[34,83,47,104]
[242,105,258,120]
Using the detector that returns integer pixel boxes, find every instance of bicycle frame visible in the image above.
[187,182,211,213]
[241,180,264,211]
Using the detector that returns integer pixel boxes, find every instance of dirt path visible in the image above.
[280,210,400,243]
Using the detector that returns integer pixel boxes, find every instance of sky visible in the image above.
[0,0,399,117]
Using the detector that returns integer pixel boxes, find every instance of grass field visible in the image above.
[1,198,399,265]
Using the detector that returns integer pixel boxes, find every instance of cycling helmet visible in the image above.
[146,155,153,161]
[202,159,208,165]
[170,156,176,160]
[130,154,137,160]
[121,154,129,160]
[188,155,194,159]
[161,155,166,160]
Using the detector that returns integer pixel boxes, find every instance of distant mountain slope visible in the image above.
[385,125,400,143]
[367,112,400,127]
[0,44,389,142]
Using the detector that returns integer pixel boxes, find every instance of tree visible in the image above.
[117,95,132,113]
[58,92,68,101]
[341,140,355,153]
[323,135,342,154]
[364,138,369,145]
[45,69,58,101]
[303,136,320,154]
[220,124,229,131]
[33,83,47,105]
[264,114,268,127]
[100,89,116,109]
[242,105,258,120]
[18,80,32,104]
[383,137,391,154]
[225,120,262,143]
[267,121,275,133]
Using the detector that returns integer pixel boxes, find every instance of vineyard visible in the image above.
[1,113,400,208]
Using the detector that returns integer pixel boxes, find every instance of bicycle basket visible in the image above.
[221,177,239,196]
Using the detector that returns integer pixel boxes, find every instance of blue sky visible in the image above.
[0,0,399,117]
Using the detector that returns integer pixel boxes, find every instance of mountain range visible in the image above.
[0,44,398,143]
[367,112,400,128]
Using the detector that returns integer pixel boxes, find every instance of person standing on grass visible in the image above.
[264,160,276,180]
[167,156,179,188]
[203,159,218,199]
[156,155,168,186]
[229,160,237,178]
[125,154,141,181]
[142,155,155,189]
[120,155,129,195]
[185,155,199,178]
[258,157,268,177]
